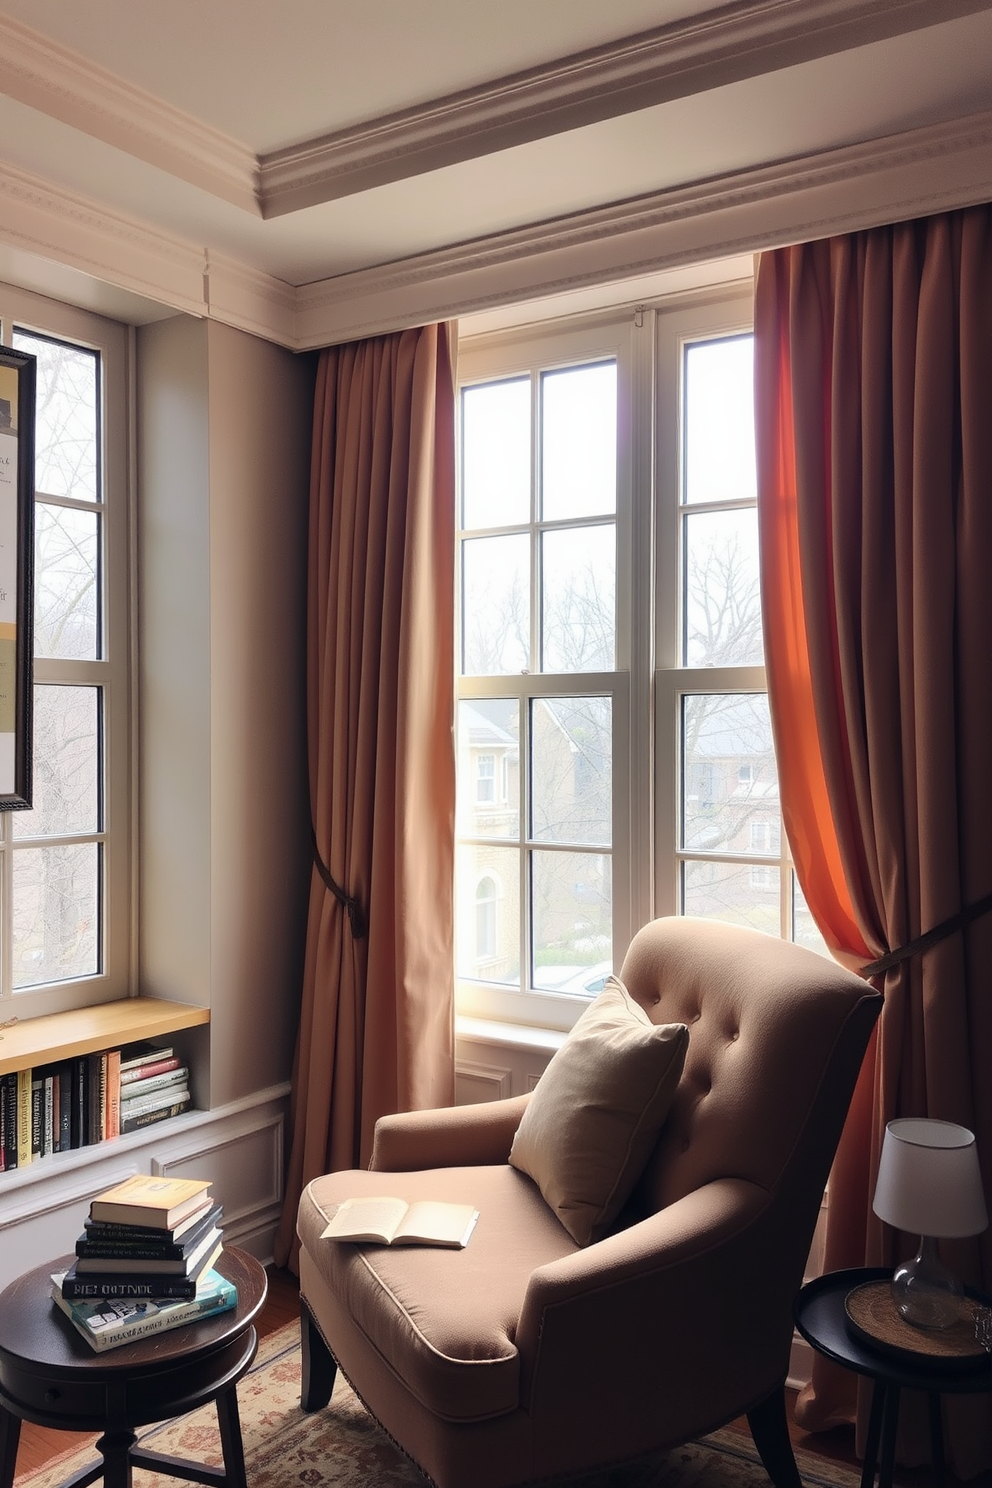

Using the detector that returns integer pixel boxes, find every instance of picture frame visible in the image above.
[0,346,35,809]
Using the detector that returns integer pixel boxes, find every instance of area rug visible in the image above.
[15,1321,860,1488]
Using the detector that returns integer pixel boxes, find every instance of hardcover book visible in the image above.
[60,1239,223,1300]
[89,1174,212,1230]
[50,1266,237,1352]
[119,1042,174,1073]
[79,1204,223,1259]
[75,1223,222,1276]
[120,1097,192,1134]
[320,1197,479,1249]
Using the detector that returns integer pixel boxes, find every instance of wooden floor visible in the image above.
[13,1266,991,1488]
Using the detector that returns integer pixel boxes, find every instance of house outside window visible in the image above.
[456,291,823,1031]
[0,286,130,1020]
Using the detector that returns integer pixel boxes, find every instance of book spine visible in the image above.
[43,1070,55,1157]
[30,1073,43,1159]
[104,1048,121,1140]
[2,1072,18,1168]
[121,1081,190,1117]
[119,1066,188,1101]
[120,1055,181,1085]
[86,1053,102,1144]
[71,1056,88,1149]
[58,1063,72,1152]
[120,1097,191,1135]
[16,1068,32,1167]
[61,1272,199,1300]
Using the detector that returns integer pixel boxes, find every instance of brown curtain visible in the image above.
[274,322,457,1273]
[755,209,992,1477]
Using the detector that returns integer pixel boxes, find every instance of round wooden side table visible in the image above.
[794,1266,992,1488]
[0,1245,267,1488]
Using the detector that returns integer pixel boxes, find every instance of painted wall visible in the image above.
[137,315,314,1106]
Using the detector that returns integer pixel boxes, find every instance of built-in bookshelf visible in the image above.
[0,999,210,1170]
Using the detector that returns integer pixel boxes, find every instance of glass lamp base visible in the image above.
[892,1236,964,1330]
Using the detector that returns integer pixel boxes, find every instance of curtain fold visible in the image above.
[275,323,457,1273]
[755,209,992,1477]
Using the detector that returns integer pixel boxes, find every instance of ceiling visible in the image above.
[0,0,990,342]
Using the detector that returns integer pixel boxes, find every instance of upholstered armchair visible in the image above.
[296,917,881,1488]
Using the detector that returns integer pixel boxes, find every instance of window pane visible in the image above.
[683,507,762,667]
[461,379,530,529]
[13,842,100,988]
[462,533,529,675]
[541,363,616,521]
[456,699,519,839]
[531,696,611,846]
[682,693,777,853]
[532,849,611,990]
[684,336,755,505]
[35,504,100,660]
[541,524,615,672]
[13,331,99,503]
[682,858,780,933]
[14,685,100,840]
[455,844,519,984]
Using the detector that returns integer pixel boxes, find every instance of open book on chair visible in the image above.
[320,1197,479,1249]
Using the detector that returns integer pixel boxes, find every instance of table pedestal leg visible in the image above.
[877,1384,901,1488]
[0,1407,20,1488]
[217,1385,248,1488]
[860,1381,886,1488]
[928,1391,946,1488]
[95,1428,136,1488]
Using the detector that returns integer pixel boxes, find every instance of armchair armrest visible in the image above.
[515,1178,791,1460]
[370,1094,531,1171]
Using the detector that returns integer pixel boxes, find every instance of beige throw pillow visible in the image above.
[509,976,689,1245]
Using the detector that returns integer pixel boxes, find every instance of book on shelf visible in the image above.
[119,1042,174,1075]
[31,1071,43,1159]
[121,1096,192,1134]
[60,1238,223,1300]
[89,1174,212,1230]
[120,1075,190,1117]
[70,1054,88,1149]
[57,1062,72,1152]
[104,1048,121,1140]
[321,1197,480,1249]
[1,1071,17,1169]
[120,1053,181,1085]
[51,1266,237,1352]
[119,1065,188,1102]
[79,1204,224,1261]
[16,1068,32,1168]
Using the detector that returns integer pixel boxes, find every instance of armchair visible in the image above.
[295,917,881,1488]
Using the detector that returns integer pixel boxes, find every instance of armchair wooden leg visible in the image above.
[747,1384,803,1488]
[300,1298,338,1413]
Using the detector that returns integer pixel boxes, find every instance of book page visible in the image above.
[393,1201,479,1248]
[320,1196,408,1243]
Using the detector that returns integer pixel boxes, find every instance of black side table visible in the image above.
[0,1246,267,1488]
[794,1267,992,1488]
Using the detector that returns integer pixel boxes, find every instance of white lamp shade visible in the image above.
[873,1118,989,1239]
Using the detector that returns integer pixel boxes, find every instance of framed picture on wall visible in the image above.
[0,346,35,809]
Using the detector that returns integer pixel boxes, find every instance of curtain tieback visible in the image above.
[310,827,367,939]
[860,892,992,978]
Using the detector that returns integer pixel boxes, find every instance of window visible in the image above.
[457,292,822,1029]
[0,286,130,1019]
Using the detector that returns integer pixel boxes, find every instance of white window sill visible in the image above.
[455,1014,568,1056]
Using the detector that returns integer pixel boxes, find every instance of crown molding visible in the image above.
[0,12,259,214]
[0,159,208,316]
[0,107,989,353]
[295,108,992,345]
[256,0,992,217]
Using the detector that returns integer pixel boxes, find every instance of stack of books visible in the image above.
[119,1042,192,1134]
[50,1174,234,1351]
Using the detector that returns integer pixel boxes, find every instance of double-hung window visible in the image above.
[0,285,130,1020]
[456,287,821,1032]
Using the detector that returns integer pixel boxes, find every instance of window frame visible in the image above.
[0,283,132,1020]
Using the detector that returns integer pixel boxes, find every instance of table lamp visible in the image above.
[872,1118,988,1330]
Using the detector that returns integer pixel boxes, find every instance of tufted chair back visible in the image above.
[622,915,878,1222]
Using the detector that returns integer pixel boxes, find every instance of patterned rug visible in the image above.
[14,1321,860,1488]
